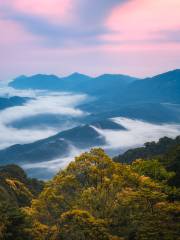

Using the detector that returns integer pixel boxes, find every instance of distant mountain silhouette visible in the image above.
[10,74,62,90]
[9,72,137,94]
[9,70,180,105]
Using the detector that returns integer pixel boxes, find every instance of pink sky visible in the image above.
[10,0,74,24]
[0,0,179,80]
[105,0,180,42]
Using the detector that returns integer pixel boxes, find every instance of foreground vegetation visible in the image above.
[0,137,180,239]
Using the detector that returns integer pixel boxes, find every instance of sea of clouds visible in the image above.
[95,117,180,150]
[0,87,88,149]
[0,87,180,179]
[23,117,180,179]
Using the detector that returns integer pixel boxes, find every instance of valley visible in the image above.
[0,70,179,178]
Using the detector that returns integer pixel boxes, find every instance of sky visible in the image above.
[0,0,180,81]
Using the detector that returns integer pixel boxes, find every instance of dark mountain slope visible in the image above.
[123,69,180,103]
[0,96,29,110]
[86,74,137,96]
[114,136,180,164]
[0,137,69,164]
[0,120,125,164]
[0,119,124,164]
[91,119,126,130]
[60,72,92,91]
[82,102,180,124]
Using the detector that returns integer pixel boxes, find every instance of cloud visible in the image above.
[10,0,73,24]
[0,0,73,25]
[22,117,180,179]
[23,145,82,171]
[0,0,179,80]
[23,144,85,179]
[0,0,126,47]
[0,86,45,97]
[5,0,180,48]
[0,94,86,124]
[104,0,180,46]
[77,0,125,26]
[0,123,56,150]
[93,117,180,151]
[0,90,87,149]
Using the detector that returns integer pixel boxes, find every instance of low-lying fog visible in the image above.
[0,87,88,149]
[23,117,180,179]
[0,87,180,179]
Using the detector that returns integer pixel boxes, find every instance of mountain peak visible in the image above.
[95,73,138,83]
[69,72,82,77]
[14,75,27,81]
[63,72,91,80]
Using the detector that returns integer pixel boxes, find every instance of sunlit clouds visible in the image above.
[0,0,179,80]
[10,0,73,24]
[105,0,180,46]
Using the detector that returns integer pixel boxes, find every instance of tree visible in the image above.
[131,159,174,182]
[0,202,32,240]
[55,209,110,240]
[2,148,178,240]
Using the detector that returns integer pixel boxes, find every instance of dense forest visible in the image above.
[0,137,180,240]
[114,136,180,188]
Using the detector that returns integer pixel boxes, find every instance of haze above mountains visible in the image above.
[0,69,180,178]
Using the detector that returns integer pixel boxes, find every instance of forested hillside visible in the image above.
[114,136,180,164]
[114,136,180,188]
[0,141,179,240]
[0,165,44,239]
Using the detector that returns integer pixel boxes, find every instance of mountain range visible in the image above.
[9,69,180,104]
[9,70,180,124]
[0,69,179,178]
[9,72,136,95]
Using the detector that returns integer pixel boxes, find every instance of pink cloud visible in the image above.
[104,0,180,44]
[0,0,179,80]
[7,0,74,24]
[0,19,38,46]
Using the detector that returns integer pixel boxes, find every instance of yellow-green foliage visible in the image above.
[26,148,180,240]
[5,178,33,204]
[56,209,110,240]
[0,149,179,239]
[0,164,44,207]
[0,165,44,240]
[132,159,175,182]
